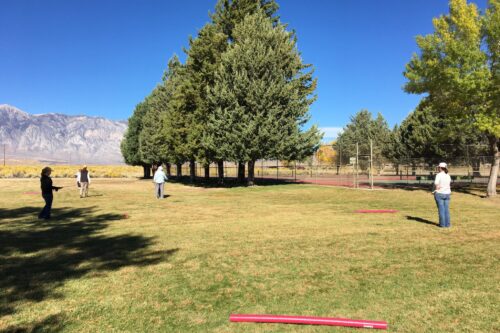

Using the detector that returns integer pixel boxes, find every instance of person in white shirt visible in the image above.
[76,165,91,198]
[433,162,451,228]
[153,166,168,199]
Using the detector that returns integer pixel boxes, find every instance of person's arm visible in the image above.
[76,172,81,183]
[433,173,441,192]
[88,173,91,184]
[52,183,62,191]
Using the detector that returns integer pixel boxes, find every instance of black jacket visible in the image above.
[41,175,56,195]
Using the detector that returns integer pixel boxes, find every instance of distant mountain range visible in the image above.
[0,104,127,164]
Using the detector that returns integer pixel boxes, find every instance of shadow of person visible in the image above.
[0,206,179,318]
[406,215,439,226]
[163,194,171,199]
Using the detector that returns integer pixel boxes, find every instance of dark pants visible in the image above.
[39,193,53,219]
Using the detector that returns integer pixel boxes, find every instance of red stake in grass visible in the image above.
[230,314,387,330]
[355,209,398,213]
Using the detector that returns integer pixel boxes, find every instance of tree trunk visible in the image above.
[142,164,151,179]
[176,163,182,178]
[166,163,171,177]
[486,135,499,197]
[238,162,245,183]
[204,164,210,180]
[471,158,481,177]
[217,160,224,184]
[189,160,196,183]
[247,160,256,186]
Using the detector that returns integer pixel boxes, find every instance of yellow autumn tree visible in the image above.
[316,143,337,165]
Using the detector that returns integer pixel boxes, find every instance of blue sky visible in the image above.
[0,0,488,140]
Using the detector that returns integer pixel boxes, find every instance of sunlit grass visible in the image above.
[0,178,498,332]
[0,165,142,178]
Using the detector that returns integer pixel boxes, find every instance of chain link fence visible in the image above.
[167,155,496,188]
[166,141,496,188]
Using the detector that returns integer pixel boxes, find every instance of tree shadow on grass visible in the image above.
[451,185,488,198]
[406,215,439,227]
[0,206,178,319]
[378,182,491,198]
[168,176,298,188]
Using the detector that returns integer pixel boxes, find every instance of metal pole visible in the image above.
[294,160,297,182]
[3,144,5,166]
[261,159,264,180]
[406,163,409,185]
[466,144,470,177]
[370,139,374,190]
[356,142,359,188]
[276,159,279,180]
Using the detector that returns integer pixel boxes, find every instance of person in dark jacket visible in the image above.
[39,167,62,220]
[76,165,91,198]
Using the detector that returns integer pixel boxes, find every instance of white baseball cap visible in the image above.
[438,162,447,168]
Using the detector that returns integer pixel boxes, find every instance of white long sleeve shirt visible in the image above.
[434,171,451,194]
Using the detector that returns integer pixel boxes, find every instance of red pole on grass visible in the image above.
[230,314,387,330]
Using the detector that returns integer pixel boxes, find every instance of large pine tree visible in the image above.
[120,101,151,178]
[160,56,190,177]
[208,10,321,185]
[211,0,279,40]
[138,86,167,167]
[184,23,228,182]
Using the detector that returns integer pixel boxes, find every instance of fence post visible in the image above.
[276,159,279,181]
[406,163,409,185]
[370,139,374,190]
[355,142,359,188]
[294,161,297,182]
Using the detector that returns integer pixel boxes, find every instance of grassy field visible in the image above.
[0,178,498,332]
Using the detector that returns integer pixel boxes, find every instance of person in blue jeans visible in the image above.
[433,162,451,228]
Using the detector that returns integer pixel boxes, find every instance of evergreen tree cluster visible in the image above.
[121,0,322,185]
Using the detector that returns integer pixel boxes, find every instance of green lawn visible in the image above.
[0,178,498,332]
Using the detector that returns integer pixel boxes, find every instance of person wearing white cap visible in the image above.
[76,165,91,198]
[433,162,451,228]
[153,165,168,199]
